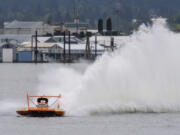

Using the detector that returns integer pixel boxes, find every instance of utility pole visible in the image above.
[63,31,66,62]
[86,36,91,59]
[95,34,97,58]
[35,31,38,63]
[74,6,79,34]
[31,35,33,52]
[111,37,114,51]
[68,31,71,61]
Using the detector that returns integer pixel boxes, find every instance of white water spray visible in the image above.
[38,19,180,115]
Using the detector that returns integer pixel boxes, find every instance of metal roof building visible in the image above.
[0,34,31,44]
[4,21,43,29]
[3,20,54,35]
[64,22,88,34]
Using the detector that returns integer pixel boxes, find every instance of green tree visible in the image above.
[168,14,180,32]
[106,17,112,33]
[98,18,103,34]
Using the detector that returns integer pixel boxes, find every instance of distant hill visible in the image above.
[0,0,180,33]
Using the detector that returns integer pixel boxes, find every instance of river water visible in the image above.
[0,64,180,135]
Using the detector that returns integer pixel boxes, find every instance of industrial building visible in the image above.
[63,8,89,34]
[64,23,88,34]
[0,24,107,63]
[3,20,55,35]
[18,35,105,62]
[19,42,63,62]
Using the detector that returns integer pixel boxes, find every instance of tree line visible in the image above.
[0,0,180,33]
[98,18,112,35]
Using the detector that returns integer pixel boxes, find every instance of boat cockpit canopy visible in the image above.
[37,98,48,104]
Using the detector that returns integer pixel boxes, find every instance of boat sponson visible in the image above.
[17,108,65,117]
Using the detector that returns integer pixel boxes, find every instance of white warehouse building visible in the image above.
[3,20,54,35]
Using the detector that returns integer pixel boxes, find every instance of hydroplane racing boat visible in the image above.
[16,94,65,117]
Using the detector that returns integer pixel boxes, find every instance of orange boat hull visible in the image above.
[17,108,65,117]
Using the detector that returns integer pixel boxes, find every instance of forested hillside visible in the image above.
[0,0,180,32]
